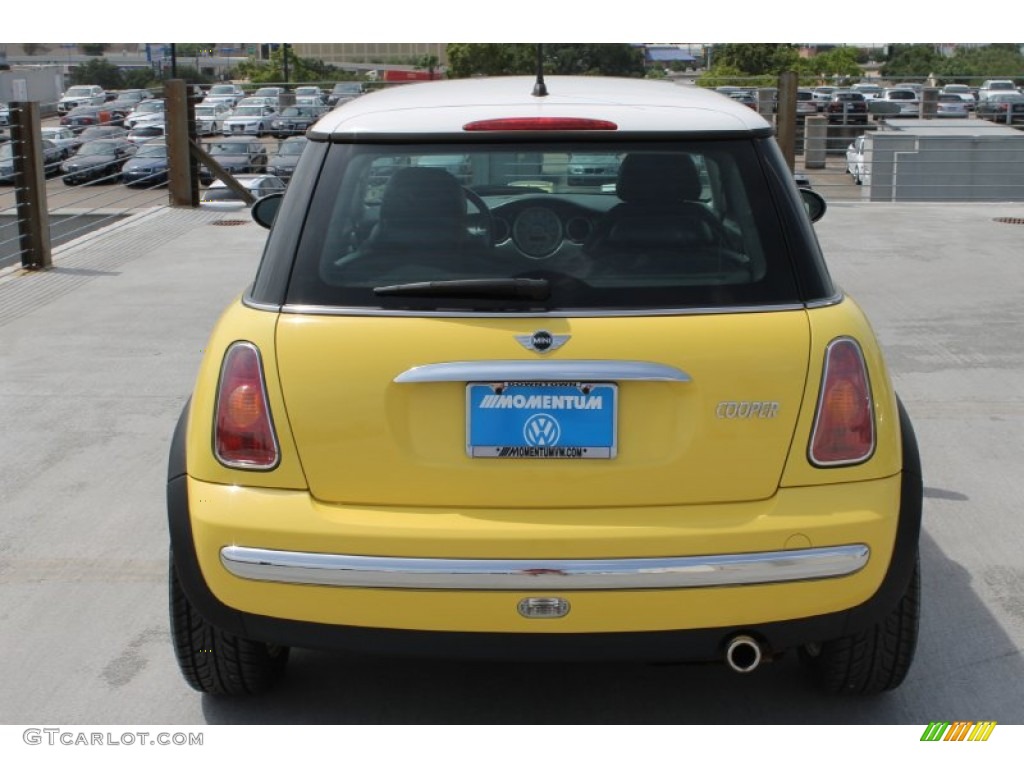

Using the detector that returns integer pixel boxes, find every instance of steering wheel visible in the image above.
[463,187,494,248]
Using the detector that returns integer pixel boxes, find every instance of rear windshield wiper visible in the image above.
[373,278,550,300]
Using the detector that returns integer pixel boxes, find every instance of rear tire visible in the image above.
[169,551,289,695]
[799,556,920,694]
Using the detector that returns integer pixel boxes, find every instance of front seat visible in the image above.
[584,153,723,258]
[360,167,471,264]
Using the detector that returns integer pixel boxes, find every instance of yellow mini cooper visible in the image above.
[168,75,922,696]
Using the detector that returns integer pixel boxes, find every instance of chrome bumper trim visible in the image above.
[220,544,869,591]
[393,360,691,384]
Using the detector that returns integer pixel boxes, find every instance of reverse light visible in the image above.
[809,337,875,466]
[214,342,280,470]
[463,117,618,132]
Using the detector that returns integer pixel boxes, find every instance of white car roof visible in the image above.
[310,76,771,137]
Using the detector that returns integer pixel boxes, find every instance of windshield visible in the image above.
[210,85,237,95]
[77,141,118,157]
[278,139,307,156]
[136,101,164,114]
[209,142,249,155]
[65,87,94,97]
[282,140,799,311]
[234,107,264,117]
[136,143,167,158]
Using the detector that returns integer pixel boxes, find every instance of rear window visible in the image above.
[282,140,802,312]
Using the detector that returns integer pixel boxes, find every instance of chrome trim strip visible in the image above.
[279,302,808,318]
[220,544,870,591]
[394,360,691,384]
[804,292,845,309]
[241,296,283,312]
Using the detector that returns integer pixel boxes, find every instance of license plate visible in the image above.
[467,382,617,459]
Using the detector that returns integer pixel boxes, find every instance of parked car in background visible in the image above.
[269,105,327,138]
[935,93,969,118]
[199,173,286,209]
[880,88,920,117]
[850,83,883,100]
[199,136,268,184]
[120,139,169,187]
[57,84,106,115]
[565,151,621,187]
[978,79,1019,100]
[124,99,165,129]
[251,86,286,108]
[728,90,758,110]
[222,104,277,137]
[0,138,64,182]
[845,134,869,185]
[293,86,326,104]
[205,83,246,108]
[326,81,365,107]
[976,92,1024,124]
[127,123,166,146]
[195,102,233,136]
[941,84,976,111]
[236,96,277,109]
[41,126,81,158]
[796,90,818,119]
[78,125,128,142]
[167,77,923,698]
[0,102,10,126]
[60,137,137,185]
[825,91,868,124]
[810,86,837,111]
[267,135,308,181]
[61,105,122,133]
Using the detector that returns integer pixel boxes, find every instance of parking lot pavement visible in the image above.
[1,201,1024,724]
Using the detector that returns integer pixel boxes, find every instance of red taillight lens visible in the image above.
[214,342,279,469]
[463,117,618,132]
[809,338,875,466]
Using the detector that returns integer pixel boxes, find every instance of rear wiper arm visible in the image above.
[373,278,550,300]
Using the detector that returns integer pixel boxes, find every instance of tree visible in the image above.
[69,58,124,90]
[446,44,645,79]
[80,44,109,57]
[880,44,941,81]
[22,44,51,56]
[712,44,800,75]
[234,49,342,85]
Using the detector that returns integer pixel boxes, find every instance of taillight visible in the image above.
[214,342,279,469]
[809,338,875,467]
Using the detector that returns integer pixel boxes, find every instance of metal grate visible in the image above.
[211,219,249,226]
[993,217,1024,225]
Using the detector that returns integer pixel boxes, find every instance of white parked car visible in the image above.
[40,126,81,158]
[935,93,969,118]
[57,84,106,115]
[205,83,246,108]
[941,84,976,111]
[194,102,233,136]
[880,88,919,117]
[124,99,165,129]
[845,134,869,185]
[222,104,277,136]
[0,101,9,126]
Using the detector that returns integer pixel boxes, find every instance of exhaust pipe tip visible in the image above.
[725,634,763,673]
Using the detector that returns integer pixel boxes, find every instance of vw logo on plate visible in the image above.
[523,414,561,447]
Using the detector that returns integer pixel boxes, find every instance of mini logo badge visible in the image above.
[515,330,569,354]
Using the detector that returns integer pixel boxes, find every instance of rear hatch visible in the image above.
[275,311,810,508]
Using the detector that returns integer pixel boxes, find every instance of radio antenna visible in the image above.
[532,44,548,97]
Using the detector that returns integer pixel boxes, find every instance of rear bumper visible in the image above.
[167,400,922,661]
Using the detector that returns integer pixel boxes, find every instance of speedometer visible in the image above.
[511,206,563,258]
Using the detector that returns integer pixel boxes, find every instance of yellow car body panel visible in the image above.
[273,311,811,507]
[188,474,900,633]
